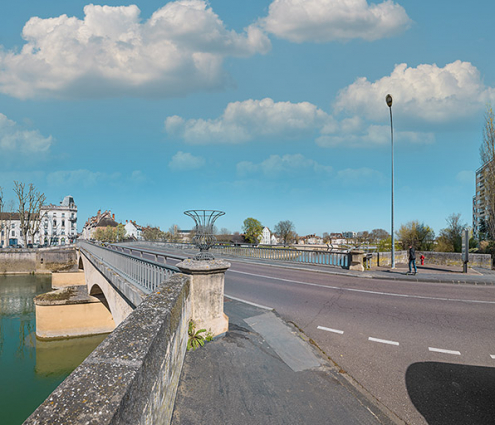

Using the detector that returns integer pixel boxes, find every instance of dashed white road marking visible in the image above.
[490,354,495,359]
[229,269,495,305]
[368,337,399,346]
[317,326,344,335]
[428,347,461,355]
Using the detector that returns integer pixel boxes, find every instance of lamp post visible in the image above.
[386,94,395,269]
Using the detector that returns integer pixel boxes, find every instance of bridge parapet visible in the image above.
[24,273,191,425]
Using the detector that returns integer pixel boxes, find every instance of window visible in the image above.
[11,231,15,237]
[62,213,65,217]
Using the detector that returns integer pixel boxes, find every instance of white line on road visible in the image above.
[229,269,495,305]
[490,354,495,359]
[224,294,274,310]
[317,326,344,335]
[368,337,399,346]
[428,347,461,355]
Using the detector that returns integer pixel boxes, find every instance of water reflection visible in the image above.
[0,275,107,425]
[35,334,107,377]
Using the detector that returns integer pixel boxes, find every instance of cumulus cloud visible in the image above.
[0,1,270,99]
[261,0,412,43]
[169,151,205,171]
[0,113,53,154]
[237,154,332,178]
[335,60,495,122]
[165,97,336,143]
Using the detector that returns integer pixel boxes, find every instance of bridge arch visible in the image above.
[80,254,134,326]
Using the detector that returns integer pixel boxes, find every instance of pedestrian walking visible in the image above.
[408,245,417,274]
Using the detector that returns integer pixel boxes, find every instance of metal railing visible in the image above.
[114,241,349,269]
[79,241,180,293]
[210,245,349,268]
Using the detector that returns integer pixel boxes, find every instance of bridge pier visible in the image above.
[177,258,230,337]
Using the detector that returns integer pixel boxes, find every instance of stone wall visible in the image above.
[0,247,78,274]
[24,273,191,425]
[369,251,492,269]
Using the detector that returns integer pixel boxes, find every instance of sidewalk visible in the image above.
[171,298,401,425]
[365,263,495,285]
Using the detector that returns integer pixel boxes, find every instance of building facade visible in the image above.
[473,163,488,240]
[0,195,77,248]
[82,210,118,240]
[124,220,143,240]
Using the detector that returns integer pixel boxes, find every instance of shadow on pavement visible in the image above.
[406,362,495,424]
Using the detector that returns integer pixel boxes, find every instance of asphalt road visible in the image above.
[221,260,495,425]
[144,248,495,424]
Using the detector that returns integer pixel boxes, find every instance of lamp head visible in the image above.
[386,94,393,108]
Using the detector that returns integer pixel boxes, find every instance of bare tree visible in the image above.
[480,105,495,239]
[13,182,46,247]
[274,220,296,246]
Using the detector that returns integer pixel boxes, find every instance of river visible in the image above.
[0,274,107,425]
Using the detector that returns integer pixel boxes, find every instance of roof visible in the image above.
[0,212,21,220]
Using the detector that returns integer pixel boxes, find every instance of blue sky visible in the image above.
[0,0,493,237]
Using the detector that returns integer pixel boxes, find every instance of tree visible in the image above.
[274,220,296,246]
[436,213,466,253]
[480,105,495,239]
[142,225,167,241]
[370,229,390,242]
[13,182,46,247]
[242,218,263,244]
[169,224,182,242]
[396,221,435,250]
[220,227,230,235]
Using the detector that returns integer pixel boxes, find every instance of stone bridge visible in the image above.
[25,241,229,425]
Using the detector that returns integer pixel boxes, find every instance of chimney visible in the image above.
[112,214,115,220]
[126,220,128,223]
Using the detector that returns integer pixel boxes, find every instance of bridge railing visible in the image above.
[210,245,349,268]
[79,241,180,293]
[127,241,349,269]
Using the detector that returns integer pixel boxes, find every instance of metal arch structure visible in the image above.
[184,210,225,260]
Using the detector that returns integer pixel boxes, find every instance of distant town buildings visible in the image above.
[260,227,278,245]
[0,195,77,248]
[82,210,118,240]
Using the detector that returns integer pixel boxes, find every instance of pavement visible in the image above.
[172,297,402,425]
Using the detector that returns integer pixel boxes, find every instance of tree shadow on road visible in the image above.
[406,362,495,424]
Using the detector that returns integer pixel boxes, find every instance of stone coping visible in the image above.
[24,273,191,425]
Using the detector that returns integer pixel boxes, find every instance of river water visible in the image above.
[0,275,107,425]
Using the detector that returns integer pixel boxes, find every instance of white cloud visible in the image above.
[237,154,332,178]
[335,60,495,122]
[261,0,412,43]
[317,123,434,147]
[169,151,205,171]
[336,167,385,186]
[0,1,270,99]
[0,113,53,154]
[46,169,121,188]
[165,97,336,143]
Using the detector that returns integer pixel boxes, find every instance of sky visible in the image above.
[0,0,494,237]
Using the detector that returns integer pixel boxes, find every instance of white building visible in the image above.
[124,220,143,240]
[261,227,271,245]
[0,195,77,248]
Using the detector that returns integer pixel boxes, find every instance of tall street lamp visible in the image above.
[386,94,395,269]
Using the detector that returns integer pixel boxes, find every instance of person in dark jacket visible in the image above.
[408,245,417,274]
